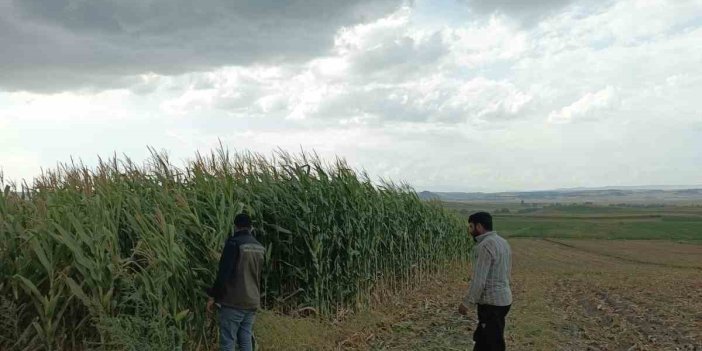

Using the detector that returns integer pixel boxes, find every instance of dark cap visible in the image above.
[234,213,252,228]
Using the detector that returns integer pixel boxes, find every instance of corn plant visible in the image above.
[0,147,470,350]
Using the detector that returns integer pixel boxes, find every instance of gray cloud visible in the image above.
[309,77,532,124]
[463,0,602,24]
[151,9,536,125]
[347,32,446,80]
[0,0,402,92]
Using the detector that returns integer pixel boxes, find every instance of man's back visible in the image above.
[223,231,266,309]
[209,229,266,310]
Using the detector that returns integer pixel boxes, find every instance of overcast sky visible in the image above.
[1,0,701,192]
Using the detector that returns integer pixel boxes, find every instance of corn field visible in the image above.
[0,148,470,350]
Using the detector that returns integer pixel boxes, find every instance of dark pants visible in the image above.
[473,304,511,351]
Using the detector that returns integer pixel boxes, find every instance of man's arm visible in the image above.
[462,245,492,306]
[207,238,239,299]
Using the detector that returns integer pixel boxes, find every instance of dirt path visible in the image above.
[366,269,476,350]
[542,238,702,270]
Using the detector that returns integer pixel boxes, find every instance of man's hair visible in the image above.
[468,212,493,231]
[234,213,252,228]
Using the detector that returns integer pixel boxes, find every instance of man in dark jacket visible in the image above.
[207,213,266,351]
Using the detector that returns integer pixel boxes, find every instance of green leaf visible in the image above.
[14,275,43,304]
[30,239,53,276]
[64,277,89,305]
[175,309,190,322]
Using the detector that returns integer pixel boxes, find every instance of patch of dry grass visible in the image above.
[510,238,702,350]
[548,239,702,269]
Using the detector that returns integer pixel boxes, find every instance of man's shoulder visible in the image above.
[490,232,507,244]
[230,233,261,244]
[482,233,510,247]
[239,238,266,258]
[235,234,265,250]
[493,233,511,252]
[226,235,242,245]
[482,233,500,242]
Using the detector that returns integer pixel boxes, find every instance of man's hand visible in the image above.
[458,303,469,316]
[206,297,215,314]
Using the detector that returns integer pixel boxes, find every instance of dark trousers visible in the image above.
[473,304,511,351]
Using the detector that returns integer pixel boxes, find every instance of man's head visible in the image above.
[234,213,252,229]
[468,212,493,238]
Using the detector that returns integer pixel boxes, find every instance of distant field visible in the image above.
[443,202,702,242]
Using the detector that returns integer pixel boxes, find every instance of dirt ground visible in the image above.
[364,238,702,350]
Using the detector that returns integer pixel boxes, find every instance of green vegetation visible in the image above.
[445,202,702,242]
[497,216,702,241]
[0,148,469,350]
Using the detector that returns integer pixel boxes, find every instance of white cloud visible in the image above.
[1,90,133,121]
[160,89,218,115]
[0,151,43,185]
[548,86,617,123]
[445,17,529,67]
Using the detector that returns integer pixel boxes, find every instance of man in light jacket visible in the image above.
[458,211,513,351]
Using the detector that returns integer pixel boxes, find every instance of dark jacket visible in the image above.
[207,228,266,310]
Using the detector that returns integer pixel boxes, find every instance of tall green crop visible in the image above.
[0,147,470,350]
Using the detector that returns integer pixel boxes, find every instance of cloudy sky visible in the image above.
[1,0,701,192]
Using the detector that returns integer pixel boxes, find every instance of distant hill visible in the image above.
[418,191,442,200]
[554,185,702,191]
[418,186,702,204]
